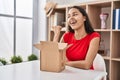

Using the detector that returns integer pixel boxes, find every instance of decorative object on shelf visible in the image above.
[10,56,23,63]
[98,39,105,55]
[113,9,120,30]
[106,49,110,56]
[44,1,57,17]
[61,22,66,27]
[100,13,109,29]
[28,54,38,61]
[53,12,65,26]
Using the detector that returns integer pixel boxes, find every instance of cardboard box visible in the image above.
[34,41,67,72]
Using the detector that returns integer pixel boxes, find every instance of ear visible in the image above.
[84,19,86,21]
[83,16,86,21]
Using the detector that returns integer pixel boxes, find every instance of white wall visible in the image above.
[33,0,47,56]
[33,0,47,42]
[46,0,99,5]
[38,0,47,41]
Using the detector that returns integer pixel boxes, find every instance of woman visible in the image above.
[53,6,100,70]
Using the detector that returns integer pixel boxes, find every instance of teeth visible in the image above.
[70,20,76,24]
[69,18,77,24]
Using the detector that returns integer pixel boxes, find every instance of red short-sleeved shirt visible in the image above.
[63,32,100,69]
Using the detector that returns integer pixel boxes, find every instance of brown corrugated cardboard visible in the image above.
[34,41,67,72]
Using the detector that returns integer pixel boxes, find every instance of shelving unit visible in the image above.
[47,0,120,80]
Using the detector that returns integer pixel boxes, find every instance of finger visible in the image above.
[56,25,62,29]
[52,26,55,29]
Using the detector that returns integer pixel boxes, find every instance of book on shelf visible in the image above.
[53,12,65,27]
[50,15,54,30]
[112,9,120,30]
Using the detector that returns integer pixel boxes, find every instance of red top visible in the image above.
[63,32,100,69]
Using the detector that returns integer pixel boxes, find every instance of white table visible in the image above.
[0,60,107,80]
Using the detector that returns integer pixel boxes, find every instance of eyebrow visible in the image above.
[68,11,78,15]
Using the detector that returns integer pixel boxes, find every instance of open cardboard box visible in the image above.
[34,41,67,72]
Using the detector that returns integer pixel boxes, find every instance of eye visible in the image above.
[73,13,78,16]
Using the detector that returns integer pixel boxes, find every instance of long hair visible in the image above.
[68,6,94,34]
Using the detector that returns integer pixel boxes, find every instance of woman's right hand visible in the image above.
[52,25,62,42]
[52,25,62,35]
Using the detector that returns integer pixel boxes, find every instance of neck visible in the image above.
[74,26,87,40]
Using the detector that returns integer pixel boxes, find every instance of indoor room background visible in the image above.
[0,0,95,62]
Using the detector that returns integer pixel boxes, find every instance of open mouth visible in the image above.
[69,19,77,25]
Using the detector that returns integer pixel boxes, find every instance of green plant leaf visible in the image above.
[28,54,38,61]
[10,56,23,63]
[0,58,7,65]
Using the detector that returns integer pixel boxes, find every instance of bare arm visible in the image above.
[52,25,65,43]
[66,37,100,69]
[52,26,62,42]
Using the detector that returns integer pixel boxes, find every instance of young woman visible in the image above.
[52,6,100,70]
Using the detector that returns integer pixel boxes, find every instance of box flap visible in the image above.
[34,41,67,50]
[33,43,41,50]
[58,43,67,50]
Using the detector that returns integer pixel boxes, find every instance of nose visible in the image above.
[68,17,75,22]
[67,15,75,23]
[69,15,74,19]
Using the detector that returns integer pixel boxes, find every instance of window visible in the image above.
[0,0,33,61]
[16,18,32,61]
[0,16,14,60]
[0,0,14,15]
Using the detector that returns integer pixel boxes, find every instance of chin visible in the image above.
[71,26,79,30]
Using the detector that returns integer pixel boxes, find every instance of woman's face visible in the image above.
[67,8,86,30]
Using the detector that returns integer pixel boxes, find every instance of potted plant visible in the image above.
[10,56,23,63]
[0,58,7,65]
[28,54,38,61]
